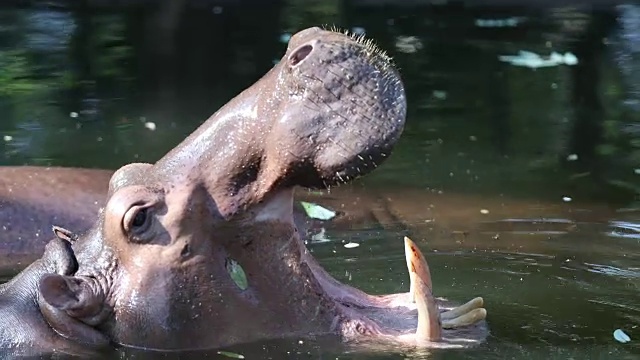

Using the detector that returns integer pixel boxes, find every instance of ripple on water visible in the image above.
[479,218,576,236]
[584,263,640,279]
[608,220,640,239]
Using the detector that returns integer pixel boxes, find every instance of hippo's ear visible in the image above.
[38,274,109,347]
[52,225,78,243]
[39,274,104,319]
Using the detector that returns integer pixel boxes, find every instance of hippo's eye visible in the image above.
[132,208,147,228]
[123,205,153,241]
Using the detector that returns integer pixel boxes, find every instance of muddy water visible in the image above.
[0,1,639,359]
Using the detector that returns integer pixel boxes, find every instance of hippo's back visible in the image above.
[0,166,112,272]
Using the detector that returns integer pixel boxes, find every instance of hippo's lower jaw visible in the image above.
[306,235,488,349]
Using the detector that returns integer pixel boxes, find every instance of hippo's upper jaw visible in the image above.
[33,27,488,352]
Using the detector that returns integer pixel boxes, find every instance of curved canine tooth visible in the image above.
[414,275,442,341]
[404,236,433,303]
[441,308,487,329]
[441,297,484,320]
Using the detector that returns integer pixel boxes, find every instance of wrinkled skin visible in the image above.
[0,27,487,356]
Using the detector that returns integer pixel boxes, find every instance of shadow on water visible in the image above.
[0,0,639,359]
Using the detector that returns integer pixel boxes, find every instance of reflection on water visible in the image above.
[0,0,639,359]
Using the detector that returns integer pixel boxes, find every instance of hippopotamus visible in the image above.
[0,27,487,357]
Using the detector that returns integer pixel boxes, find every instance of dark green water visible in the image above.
[0,1,639,359]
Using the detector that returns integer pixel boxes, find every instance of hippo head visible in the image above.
[35,27,486,351]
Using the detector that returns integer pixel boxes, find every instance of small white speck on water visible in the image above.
[567,153,578,161]
[634,168,640,175]
[344,242,360,249]
[298,340,304,344]
[480,209,489,214]
[97,136,103,142]
[433,90,447,99]
[562,196,572,202]
[144,122,157,131]
[212,6,223,14]
[3,135,12,142]
[469,135,477,141]
[69,111,78,118]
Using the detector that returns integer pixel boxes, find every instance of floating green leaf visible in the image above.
[217,350,245,359]
[225,258,248,290]
[300,201,336,220]
[614,329,631,343]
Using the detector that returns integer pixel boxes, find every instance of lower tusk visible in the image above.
[441,297,484,320]
[404,236,433,303]
[441,308,487,329]
[414,274,442,341]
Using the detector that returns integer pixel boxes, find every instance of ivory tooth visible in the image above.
[414,275,441,341]
[441,308,487,329]
[404,236,432,303]
[441,297,484,320]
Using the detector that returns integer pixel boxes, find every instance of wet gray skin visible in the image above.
[0,27,487,356]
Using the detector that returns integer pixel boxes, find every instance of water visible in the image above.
[0,1,639,359]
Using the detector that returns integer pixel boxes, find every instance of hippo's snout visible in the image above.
[268,27,407,189]
[154,27,406,217]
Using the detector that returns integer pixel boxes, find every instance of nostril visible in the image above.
[289,44,313,66]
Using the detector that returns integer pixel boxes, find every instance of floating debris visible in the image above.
[562,196,572,202]
[566,154,578,161]
[300,201,336,220]
[217,351,245,359]
[69,111,78,118]
[344,242,360,249]
[499,50,578,69]
[395,35,423,53]
[614,329,631,343]
[144,122,156,131]
[480,209,490,214]
[3,135,12,142]
[475,17,525,28]
[634,168,640,175]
